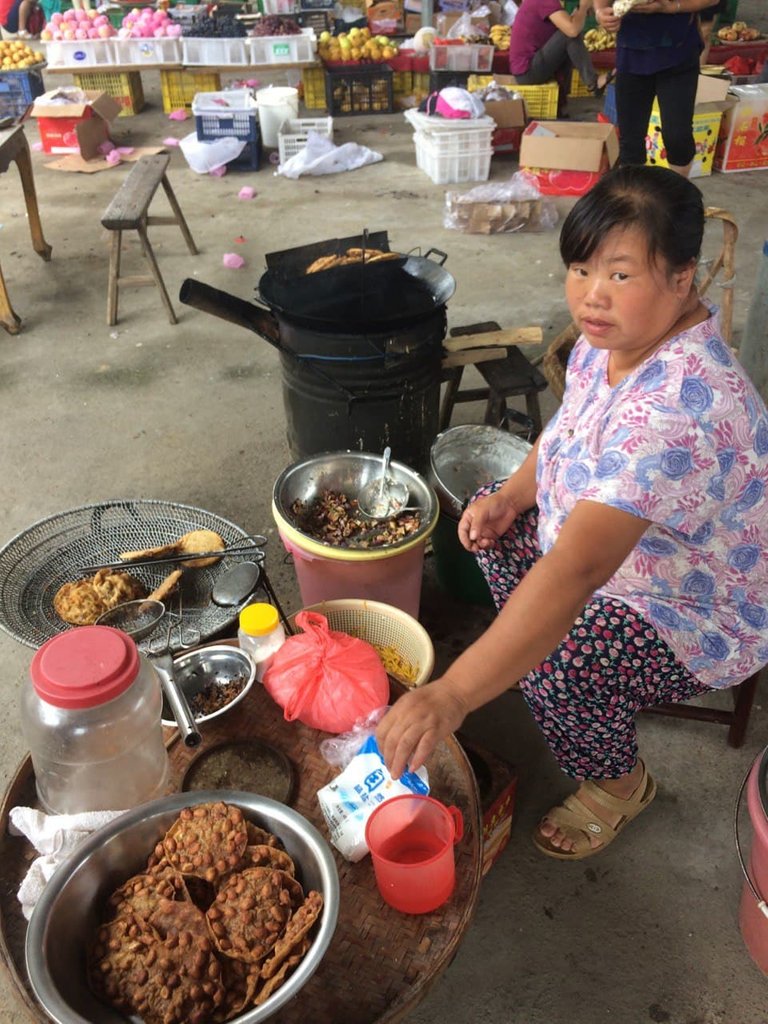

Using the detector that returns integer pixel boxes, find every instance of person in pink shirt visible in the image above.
[377,165,768,861]
[508,0,611,113]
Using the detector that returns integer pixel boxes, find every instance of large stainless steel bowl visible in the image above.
[272,450,439,555]
[26,791,340,1024]
[429,425,532,519]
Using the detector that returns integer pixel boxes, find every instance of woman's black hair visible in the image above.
[559,165,704,273]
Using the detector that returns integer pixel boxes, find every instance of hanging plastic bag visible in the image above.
[262,611,389,733]
[316,709,430,861]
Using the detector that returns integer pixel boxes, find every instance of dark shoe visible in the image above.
[591,68,617,98]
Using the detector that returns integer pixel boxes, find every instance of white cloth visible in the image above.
[9,806,126,920]
[277,133,383,179]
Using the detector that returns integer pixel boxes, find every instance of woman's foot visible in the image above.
[533,760,657,860]
[591,69,616,97]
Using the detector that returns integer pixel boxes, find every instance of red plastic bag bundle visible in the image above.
[262,611,389,733]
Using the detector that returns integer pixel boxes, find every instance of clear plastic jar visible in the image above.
[21,625,170,814]
[238,602,286,682]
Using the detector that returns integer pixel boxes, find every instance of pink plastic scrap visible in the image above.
[163,137,180,147]
[105,150,122,166]
[168,109,188,121]
[209,165,227,177]
[116,147,134,155]
[223,253,246,269]
[235,235,246,244]
[238,186,255,200]
[98,140,116,155]
[31,141,43,152]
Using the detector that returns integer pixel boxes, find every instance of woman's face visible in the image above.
[564,225,696,362]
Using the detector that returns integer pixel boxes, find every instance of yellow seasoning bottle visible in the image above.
[237,603,286,682]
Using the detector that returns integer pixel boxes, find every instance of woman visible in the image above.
[0,0,43,38]
[377,165,768,861]
[508,0,611,111]
[594,0,720,175]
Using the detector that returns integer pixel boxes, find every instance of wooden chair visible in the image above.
[101,154,198,326]
[539,207,760,748]
[440,321,548,439]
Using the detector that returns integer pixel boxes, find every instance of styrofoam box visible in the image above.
[246,28,316,64]
[111,38,182,64]
[413,131,492,184]
[278,116,334,162]
[41,38,116,68]
[262,0,299,12]
[181,37,249,66]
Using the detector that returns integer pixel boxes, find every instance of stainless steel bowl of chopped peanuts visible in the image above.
[26,793,339,1024]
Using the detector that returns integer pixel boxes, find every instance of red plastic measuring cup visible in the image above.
[365,794,464,914]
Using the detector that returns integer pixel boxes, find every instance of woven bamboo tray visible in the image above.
[0,670,483,1024]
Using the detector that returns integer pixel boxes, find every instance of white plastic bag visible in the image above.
[179,132,246,174]
[277,131,383,179]
[443,172,559,234]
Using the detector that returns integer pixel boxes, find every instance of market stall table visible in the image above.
[0,663,483,1024]
[0,124,52,335]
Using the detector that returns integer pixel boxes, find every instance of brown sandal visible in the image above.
[533,760,657,861]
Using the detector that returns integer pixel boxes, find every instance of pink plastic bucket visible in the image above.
[279,530,428,619]
[365,794,464,914]
[738,748,768,972]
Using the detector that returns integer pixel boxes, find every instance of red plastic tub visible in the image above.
[739,747,768,972]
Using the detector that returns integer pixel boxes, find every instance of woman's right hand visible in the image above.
[458,489,520,552]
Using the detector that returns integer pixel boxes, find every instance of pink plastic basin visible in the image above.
[739,750,768,973]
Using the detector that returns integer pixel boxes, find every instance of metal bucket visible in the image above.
[429,425,533,519]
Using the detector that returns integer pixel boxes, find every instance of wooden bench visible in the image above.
[440,321,548,439]
[101,154,198,326]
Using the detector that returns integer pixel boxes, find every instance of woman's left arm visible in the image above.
[377,500,651,779]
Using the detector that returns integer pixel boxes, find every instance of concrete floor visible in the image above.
[1,7,768,1018]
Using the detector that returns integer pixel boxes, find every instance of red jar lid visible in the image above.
[30,626,140,709]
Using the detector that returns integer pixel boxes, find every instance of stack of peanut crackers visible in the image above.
[88,801,324,1024]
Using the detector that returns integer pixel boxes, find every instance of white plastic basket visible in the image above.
[413,131,492,184]
[111,37,182,64]
[405,109,496,137]
[429,43,494,72]
[262,0,299,12]
[246,28,316,64]
[41,38,116,69]
[277,116,334,162]
[181,37,249,66]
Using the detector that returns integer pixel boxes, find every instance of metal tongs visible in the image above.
[78,536,268,574]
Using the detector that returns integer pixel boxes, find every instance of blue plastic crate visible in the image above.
[603,82,617,125]
[193,90,261,170]
[0,67,45,122]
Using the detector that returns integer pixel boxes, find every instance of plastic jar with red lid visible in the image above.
[20,625,170,814]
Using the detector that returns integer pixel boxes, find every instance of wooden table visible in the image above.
[0,125,52,335]
[0,676,483,1024]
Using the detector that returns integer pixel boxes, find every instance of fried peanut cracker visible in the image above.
[206,867,292,964]
[88,913,158,1011]
[242,844,296,876]
[107,871,186,923]
[273,869,304,908]
[163,802,248,884]
[148,898,210,945]
[211,957,261,1023]
[260,890,323,980]
[254,939,310,1006]
[128,929,226,1024]
[246,823,283,848]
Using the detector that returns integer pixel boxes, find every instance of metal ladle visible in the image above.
[97,600,201,748]
[357,446,412,520]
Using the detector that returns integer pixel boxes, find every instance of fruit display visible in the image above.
[250,15,302,36]
[584,26,617,50]
[0,39,44,68]
[183,12,247,38]
[318,27,398,63]
[118,8,183,39]
[489,24,510,51]
[717,21,762,43]
[41,8,116,42]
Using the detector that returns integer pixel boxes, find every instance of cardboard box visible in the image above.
[645,74,732,178]
[484,96,525,129]
[457,737,517,876]
[519,120,619,195]
[32,89,121,157]
[714,83,768,173]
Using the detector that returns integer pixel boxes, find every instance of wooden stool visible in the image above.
[643,670,761,749]
[440,321,548,438]
[0,125,52,335]
[101,154,198,326]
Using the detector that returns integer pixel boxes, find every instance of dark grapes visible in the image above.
[183,12,247,37]
[249,15,302,36]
